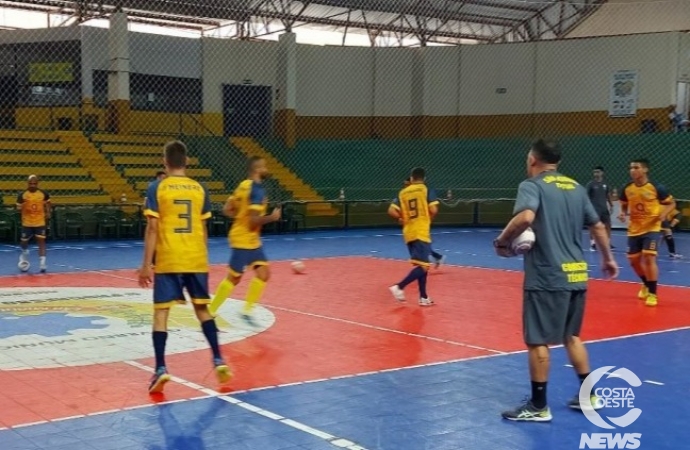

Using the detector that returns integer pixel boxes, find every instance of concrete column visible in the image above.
[107,12,131,134]
[275,32,297,148]
[411,48,425,138]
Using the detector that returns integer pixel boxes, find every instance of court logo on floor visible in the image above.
[579,366,642,449]
[0,287,275,370]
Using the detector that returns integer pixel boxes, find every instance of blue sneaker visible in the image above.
[213,358,232,384]
[148,367,171,394]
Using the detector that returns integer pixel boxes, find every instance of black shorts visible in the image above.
[627,232,660,255]
[523,290,586,346]
[407,240,431,267]
[21,226,46,241]
[596,210,611,226]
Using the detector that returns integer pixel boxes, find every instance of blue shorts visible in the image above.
[407,240,431,267]
[229,247,268,276]
[153,273,210,309]
[21,226,46,241]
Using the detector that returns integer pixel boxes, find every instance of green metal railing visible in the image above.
[1,198,687,243]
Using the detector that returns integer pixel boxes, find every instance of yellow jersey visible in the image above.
[143,176,212,273]
[390,183,439,243]
[620,181,672,236]
[16,189,50,227]
[228,179,268,250]
[664,195,680,221]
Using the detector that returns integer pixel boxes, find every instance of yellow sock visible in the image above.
[209,278,236,315]
[243,278,266,314]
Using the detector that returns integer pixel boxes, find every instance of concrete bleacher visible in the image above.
[185,136,292,204]
[0,130,111,206]
[91,134,232,203]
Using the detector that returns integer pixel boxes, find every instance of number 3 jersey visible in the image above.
[144,175,212,274]
[390,182,439,244]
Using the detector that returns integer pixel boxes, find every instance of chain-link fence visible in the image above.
[0,4,689,240]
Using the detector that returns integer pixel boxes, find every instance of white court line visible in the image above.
[262,303,507,355]
[123,360,368,450]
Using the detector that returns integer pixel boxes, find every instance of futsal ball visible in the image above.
[291,260,306,274]
[511,228,536,255]
[18,260,30,272]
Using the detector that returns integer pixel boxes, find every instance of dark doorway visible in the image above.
[222,84,272,137]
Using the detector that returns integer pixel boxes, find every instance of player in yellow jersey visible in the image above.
[16,175,51,273]
[388,168,439,306]
[143,170,167,268]
[661,197,682,259]
[209,156,281,325]
[618,158,675,306]
[403,179,445,268]
[138,141,230,394]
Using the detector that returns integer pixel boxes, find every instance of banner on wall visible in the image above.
[28,62,74,83]
[609,69,638,117]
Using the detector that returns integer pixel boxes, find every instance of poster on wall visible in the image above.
[609,69,638,117]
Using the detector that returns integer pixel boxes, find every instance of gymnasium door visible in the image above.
[222,84,272,137]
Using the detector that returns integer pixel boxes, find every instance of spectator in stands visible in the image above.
[668,105,688,133]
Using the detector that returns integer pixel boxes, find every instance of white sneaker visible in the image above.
[670,253,683,259]
[419,297,434,307]
[389,285,405,302]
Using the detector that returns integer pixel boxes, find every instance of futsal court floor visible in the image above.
[0,227,688,450]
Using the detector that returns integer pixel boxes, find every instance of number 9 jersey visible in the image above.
[390,183,439,244]
[144,176,212,274]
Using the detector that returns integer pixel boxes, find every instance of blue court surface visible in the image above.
[0,227,688,450]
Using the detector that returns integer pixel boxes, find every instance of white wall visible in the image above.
[678,32,690,83]
[0,27,80,44]
[535,33,679,113]
[202,38,278,113]
[374,48,414,116]
[459,42,536,115]
[568,0,690,38]
[130,32,201,78]
[80,27,202,99]
[0,24,684,118]
[420,46,460,116]
[296,45,373,116]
